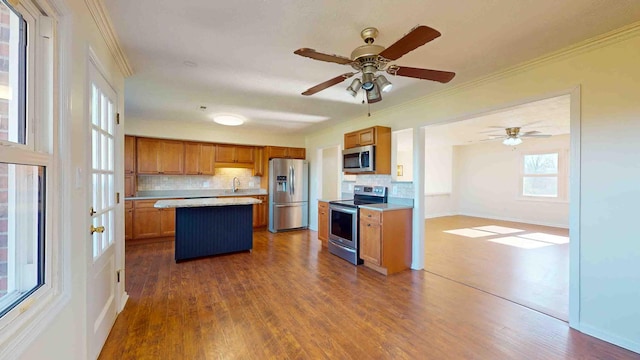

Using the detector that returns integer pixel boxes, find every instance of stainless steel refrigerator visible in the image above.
[268,158,309,232]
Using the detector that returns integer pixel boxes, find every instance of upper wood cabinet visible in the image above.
[136,138,185,175]
[343,126,391,175]
[184,142,216,175]
[124,135,136,174]
[216,144,254,164]
[265,146,306,159]
[253,147,265,176]
[344,128,376,149]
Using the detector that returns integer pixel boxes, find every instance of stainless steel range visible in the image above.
[328,185,387,265]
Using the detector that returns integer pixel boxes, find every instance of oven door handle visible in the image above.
[330,205,358,215]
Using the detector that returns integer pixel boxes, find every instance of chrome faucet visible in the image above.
[232,177,240,192]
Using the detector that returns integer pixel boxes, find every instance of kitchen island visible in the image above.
[155,197,261,262]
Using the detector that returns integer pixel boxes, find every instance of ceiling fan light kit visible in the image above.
[294,25,456,101]
[212,114,245,126]
[503,137,523,146]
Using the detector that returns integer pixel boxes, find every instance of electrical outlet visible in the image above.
[349,183,354,191]
[392,185,398,195]
[203,181,210,187]
[249,181,255,187]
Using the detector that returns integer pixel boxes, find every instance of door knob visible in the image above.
[90,225,105,234]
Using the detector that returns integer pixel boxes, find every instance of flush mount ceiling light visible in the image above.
[213,114,245,126]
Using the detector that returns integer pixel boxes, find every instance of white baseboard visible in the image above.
[119,292,129,312]
[578,322,640,355]
[425,212,455,219]
[456,211,569,229]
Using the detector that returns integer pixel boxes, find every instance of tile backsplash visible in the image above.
[138,168,261,191]
[342,175,414,198]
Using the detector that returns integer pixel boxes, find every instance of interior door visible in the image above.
[88,61,119,359]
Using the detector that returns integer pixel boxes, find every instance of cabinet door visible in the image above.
[344,133,359,149]
[184,142,201,175]
[160,140,185,174]
[267,146,287,159]
[160,208,176,236]
[133,206,162,239]
[124,174,136,197]
[216,144,236,162]
[125,201,133,240]
[124,135,136,174]
[358,128,375,146]
[235,146,254,163]
[252,201,259,227]
[259,196,268,226]
[136,138,161,174]
[318,201,329,241]
[199,143,216,174]
[360,215,382,265]
[253,147,264,176]
[288,147,306,159]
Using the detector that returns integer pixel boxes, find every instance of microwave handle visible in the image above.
[359,152,364,169]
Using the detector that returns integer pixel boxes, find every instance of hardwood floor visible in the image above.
[425,216,569,320]
[99,229,639,359]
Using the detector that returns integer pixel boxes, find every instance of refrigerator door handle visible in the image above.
[291,165,295,195]
[275,204,302,208]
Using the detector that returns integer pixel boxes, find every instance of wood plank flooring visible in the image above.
[425,216,569,320]
[99,229,639,359]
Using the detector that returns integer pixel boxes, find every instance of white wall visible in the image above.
[125,118,305,147]
[321,146,339,199]
[392,129,414,182]
[306,24,640,352]
[453,134,570,227]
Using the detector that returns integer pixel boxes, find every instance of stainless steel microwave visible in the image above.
[342,145,375,173]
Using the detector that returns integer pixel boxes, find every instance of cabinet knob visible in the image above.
[367,223,371,227]
[367,214,372,217]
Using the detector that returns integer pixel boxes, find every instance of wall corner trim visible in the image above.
[84,0,134,77]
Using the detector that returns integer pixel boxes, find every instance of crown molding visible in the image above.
[84,0,133,77]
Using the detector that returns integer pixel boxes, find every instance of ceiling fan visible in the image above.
[294,25,455,103]
[485,127,551,146]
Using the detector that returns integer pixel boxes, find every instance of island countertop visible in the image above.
[154,197,261,209]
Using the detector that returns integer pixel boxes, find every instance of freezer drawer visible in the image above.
[269,202,308,232]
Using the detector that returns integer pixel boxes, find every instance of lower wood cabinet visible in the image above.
[131,199,177,240]
[318,201,329,245]
[359,207,412,275]
[253,195,268,228]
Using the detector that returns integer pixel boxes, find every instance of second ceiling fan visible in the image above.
[294,25,455,103]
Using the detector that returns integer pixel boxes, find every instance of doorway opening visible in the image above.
[423,94,571,321]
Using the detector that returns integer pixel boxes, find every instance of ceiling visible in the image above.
[424,94,570,147]
[102,0,640,135]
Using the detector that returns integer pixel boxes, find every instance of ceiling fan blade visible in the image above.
[294,48,353,65]
[521,134,551,138]
[378,25,441,61]
[301,72,356,96]
[387,66,455,83]
[521,130,541,135]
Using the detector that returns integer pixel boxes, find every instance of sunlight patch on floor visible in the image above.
[444,228,496,238]
[488,236,554,249]
[519,232,570,244]
[473,225,525,234]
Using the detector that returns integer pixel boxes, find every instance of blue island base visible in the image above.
[174,204,253,262]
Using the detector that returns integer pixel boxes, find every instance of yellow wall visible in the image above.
[306,23,640,352]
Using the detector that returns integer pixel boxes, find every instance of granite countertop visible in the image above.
[154,197,262,209]
[358,203,414,211]
[127,188,267,200]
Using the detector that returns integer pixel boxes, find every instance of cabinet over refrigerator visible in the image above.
[268,158,309,232]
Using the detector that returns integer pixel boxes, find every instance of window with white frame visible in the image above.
[0,0,53,329]
[521,151,567,199]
